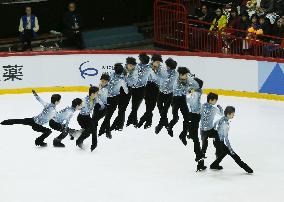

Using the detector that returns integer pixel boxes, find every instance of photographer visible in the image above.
[62,2,84,49]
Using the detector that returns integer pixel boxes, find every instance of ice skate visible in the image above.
[210,163,223,170]
[196,160,207,172]
[35,138,47,147]
[53,138,65,147]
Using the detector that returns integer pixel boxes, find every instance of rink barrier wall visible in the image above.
[0,86,284,102]
[0,50,283,101]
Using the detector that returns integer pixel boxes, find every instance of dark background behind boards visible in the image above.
[0,0,153,38]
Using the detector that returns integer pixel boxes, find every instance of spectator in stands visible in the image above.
[210,8,228,32]
[228,8,241,30]
[238,12,250,37]
[250,14,260,29]
[19,6,39,51]
[259,15,271,35]
[197,5,213,29]
[63,2,84,49]
[271,18,284,44]
[258,15,272,42]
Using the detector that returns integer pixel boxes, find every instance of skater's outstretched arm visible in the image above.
[32,90,48,107]
[216,105,224,115]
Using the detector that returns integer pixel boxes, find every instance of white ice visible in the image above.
[0,92,284,202]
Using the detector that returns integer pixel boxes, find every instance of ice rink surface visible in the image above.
[0,92,284,202]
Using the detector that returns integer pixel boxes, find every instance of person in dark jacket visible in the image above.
[62,2,84,49]
[271,18,284,44]
[238,12,250,38]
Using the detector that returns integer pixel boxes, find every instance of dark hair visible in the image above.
[224,106,235,116]
[165,58,177,69]
[89,86,99,96]
[139,53,150,65]
[194,77,203,89]
[151,54,163,62]
[114,63,124,74]
[259,15,266,20]
[207,92,218,102]
[68,1,76,6]
[250,14,259,21]
[72,98,83,108]
[51,94,61,104]
[126,57,137,65]
[100,73,110,81]
[177,66,190,75]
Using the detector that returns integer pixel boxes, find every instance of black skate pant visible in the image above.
[1,118,51,141]
[112,87,132,129]
[99,96,119,134]
[157,92,173,126]
[201,129,222,156]
[77,114,97,146]
[92,103,107,124]
[211,143,253,172]
[128,86,145,122]
[140,82,159,124]
[188,113,203,160]
[168,96,190,128]
[49,119,74,141]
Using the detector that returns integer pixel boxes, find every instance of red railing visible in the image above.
[154,0,284,59]
[154,0,189,49]
[188,19,284,58]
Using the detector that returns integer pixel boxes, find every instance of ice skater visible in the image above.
[138,54,164,129]
[111,57,138,131]
[92,73,110,126]
[49,98,83,147]
[98,63,128,138]
[185,78,207,171]
[1,90,61,147]
[210,106,253,173]
[76,86,99,151]
[155,58,177,134]
[166,67,199,137]
[200,92,223,157]
[126,53,150,127]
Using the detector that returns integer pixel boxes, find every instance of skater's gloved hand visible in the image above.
[32,90,37,95]
[217,105,223,111]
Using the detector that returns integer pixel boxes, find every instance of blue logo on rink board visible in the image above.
[259,62,284,95]
[79,61,99,79]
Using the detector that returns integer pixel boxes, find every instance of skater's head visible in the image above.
[51,94,61,105]
[114,63,124,75]
[178,67,190,81]
[100,73,110,87]
[126,57,137,71]
[194,77,203,89]
[225,106,235,119]
[151,54,163,69]
[89,86,99,99]
[139,53,150,65]
[165,58,177,70]
[207,92,218,105]
[72,98,83,110]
